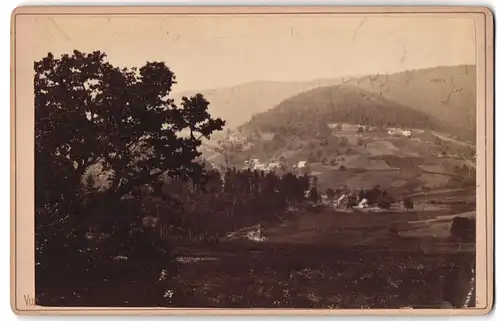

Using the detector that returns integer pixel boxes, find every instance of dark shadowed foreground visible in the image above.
[36,208,476,309]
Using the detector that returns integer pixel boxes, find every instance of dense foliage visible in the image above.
[450,217,476,243]
[150,168,312,240]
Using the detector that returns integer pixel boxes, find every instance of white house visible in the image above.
[254,163,266,170]
[401,130,412,137]
[388,128,412,138]
[297,161,307,169]
[357,198,369,208]
[267,162,281,170]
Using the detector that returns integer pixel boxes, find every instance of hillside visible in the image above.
[172,79,341,128]
[240,65,476,141]
[241,85,435,137]
[353,65,476,141]
[212,81,476,197]
[173,65,475,142]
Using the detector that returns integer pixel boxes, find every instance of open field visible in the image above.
[167,196,475,308]
[169,244,474,309]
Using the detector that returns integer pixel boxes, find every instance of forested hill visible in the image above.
[240,85,435,137]
[194,65,476,142]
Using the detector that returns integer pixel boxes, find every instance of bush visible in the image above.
[403,198,414,211]
[325,188,335,199]
[339,137,348,146]
[450,217,475,242]
[308,187,319,203]
[378,200,392,210]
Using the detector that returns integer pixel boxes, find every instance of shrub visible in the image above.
[450,217,475,242]
[378,200,391,210]
[403,198,414,211]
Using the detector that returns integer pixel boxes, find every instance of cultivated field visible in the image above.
[169,196,475,309]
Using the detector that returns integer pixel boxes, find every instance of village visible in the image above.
[194,121,477,247]
[203,159,413,221]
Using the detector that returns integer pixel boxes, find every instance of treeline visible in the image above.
[143,168,312,241]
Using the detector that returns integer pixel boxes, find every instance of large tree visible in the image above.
[35,50,226,305]
[35,50,225,265]
[35,50,224,207]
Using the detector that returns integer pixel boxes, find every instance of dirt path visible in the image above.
[407,187,471,197]
[431,131,475,149]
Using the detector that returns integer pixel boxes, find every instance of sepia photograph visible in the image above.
[11,6,494,315]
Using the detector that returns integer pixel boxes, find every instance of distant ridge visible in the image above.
[172,78,342,128]
[175,65,476,142]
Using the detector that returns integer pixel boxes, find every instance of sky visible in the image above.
[24,14,476,93]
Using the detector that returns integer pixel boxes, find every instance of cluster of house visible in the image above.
[243,158,281,172]
[226,134,244,144]
[241,158,315,175]
[326,122,414,138]
[292,160,307,170]
[306,188,393,212]
[332,192,381,211]
[387,128,412,137]
[327,123,369,132]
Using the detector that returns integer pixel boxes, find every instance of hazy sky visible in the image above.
[26,14,476,93]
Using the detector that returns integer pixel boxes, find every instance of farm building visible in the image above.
[327,123,360,132]
[297,161,307,169]
[254,163,266,171]
[388,128,412,137]
[228,135,242,143]
[266,162,281,170]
